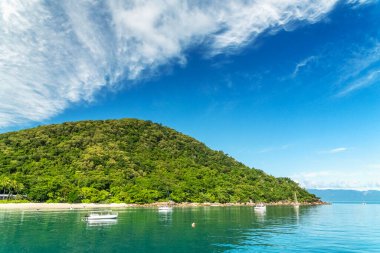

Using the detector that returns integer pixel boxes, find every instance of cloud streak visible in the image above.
[334,42,380,97]
[0,0,339,127]
[326,147,348,154]
[292,56,318,77]
[337,69,380,97]
[348,0,377,6]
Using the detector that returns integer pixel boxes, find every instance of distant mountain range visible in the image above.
[308,189,380,203]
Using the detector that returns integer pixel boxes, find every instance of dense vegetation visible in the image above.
[0,119,318,203]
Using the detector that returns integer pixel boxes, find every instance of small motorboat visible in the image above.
[85,210,118,220]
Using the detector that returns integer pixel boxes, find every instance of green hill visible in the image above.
[0,119,318,203]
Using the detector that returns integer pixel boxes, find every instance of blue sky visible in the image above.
[1,0,380,190]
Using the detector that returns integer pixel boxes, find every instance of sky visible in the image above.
[1,0,380,190]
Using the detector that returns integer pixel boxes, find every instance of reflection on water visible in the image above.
[86,219,118,227]
[158,206,173,213]
[158,208,173,226]
[1,205,380,252]
[294,205,299,222]
[254,207,266,222]
[233,206,309,251]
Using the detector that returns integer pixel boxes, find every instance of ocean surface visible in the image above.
[1,204,379,252]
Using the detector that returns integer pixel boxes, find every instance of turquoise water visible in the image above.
[1,204,379,252]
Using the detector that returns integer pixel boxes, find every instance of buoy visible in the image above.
[191,222,196,228]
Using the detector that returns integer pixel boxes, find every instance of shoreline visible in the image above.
[0,201,326,210]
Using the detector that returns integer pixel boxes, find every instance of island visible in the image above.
[0,118,320,205]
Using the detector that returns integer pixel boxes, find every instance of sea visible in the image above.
[1,203,379,252]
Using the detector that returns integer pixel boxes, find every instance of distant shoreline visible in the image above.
[0,201,326,210]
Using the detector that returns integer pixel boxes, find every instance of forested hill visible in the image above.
[0,119,318,203]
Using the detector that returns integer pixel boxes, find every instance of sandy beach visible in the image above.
[0,201,326,210]
[0,203,135,210]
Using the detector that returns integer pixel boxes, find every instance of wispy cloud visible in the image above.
[347,0,377,6]
[334,42,380,97]
[292,56,318,77]
[337,69,380,97]
[326,147,348,154]
[0,0,339,127]
[293,169,380,190]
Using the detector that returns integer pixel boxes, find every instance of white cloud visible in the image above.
[293,169,380,190]
[207,1,338,54]
[0,0,339,127]
[326,147,348,154]
[368,163,380,169]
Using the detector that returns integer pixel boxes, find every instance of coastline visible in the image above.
[0,201,326,210]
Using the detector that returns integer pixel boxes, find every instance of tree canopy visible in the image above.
[0,119,318,203]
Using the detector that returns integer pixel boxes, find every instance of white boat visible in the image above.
[86,210,118,220]
[254,203,266,211]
